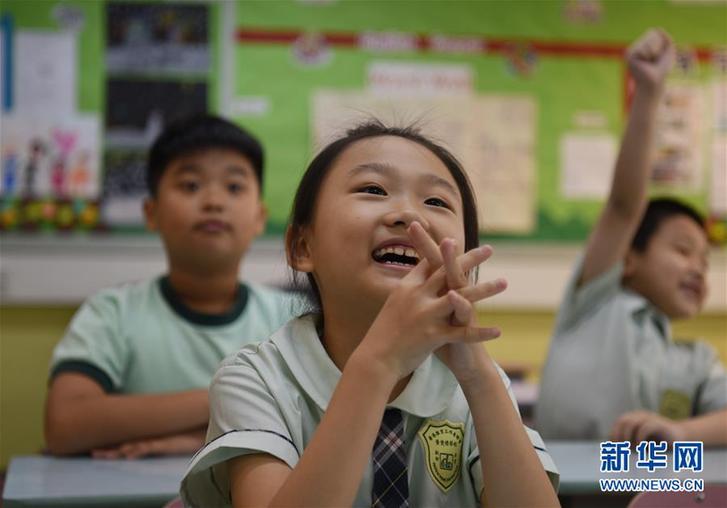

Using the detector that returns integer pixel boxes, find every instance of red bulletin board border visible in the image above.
[236,28,714,61]
[236,28,717,113]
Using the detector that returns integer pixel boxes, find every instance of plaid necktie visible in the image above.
[371,408,409,508]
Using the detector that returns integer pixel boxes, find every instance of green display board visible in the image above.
[1,0,726,242]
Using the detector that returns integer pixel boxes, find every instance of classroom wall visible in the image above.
[1,305,725,470]
[2,0,726,238]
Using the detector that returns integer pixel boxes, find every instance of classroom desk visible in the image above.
[3,444,726,507]
[2,455,189,508]
[548,441,727,508]
[547,441,727,495]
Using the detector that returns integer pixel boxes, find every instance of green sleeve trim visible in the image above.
[50,360,116,393]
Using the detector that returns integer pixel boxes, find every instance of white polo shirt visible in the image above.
[181,314,559,507]
[536,258,727,440]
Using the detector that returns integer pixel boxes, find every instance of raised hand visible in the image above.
[626,28,675,93]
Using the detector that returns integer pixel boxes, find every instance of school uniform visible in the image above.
[536,258,727,440]
[50,276,300,394]
[181,314,559,507]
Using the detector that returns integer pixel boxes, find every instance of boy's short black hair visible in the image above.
[146,114,264,197]
[631,197,706,252]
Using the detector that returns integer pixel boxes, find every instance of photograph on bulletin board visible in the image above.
[101,149,148,228]
[106,1,210,74]
[105,79,208,148]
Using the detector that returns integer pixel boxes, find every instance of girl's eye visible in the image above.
[675,245,691,256]
[359,185,387,196]
[228,182,245,194]
[425,197,450,209]
[180,181,199,193]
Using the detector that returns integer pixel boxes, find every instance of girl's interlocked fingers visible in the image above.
[458,278,508,304]
[407,221,494,287]
[407,221,505,314]
[425,243,493,295]
[447,289,473,327]
[441,238,469,290]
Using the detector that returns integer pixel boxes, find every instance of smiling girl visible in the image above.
[181,122,559,507]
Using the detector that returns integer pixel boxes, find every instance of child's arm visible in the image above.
[229,351,397,507]
[226,234,502,507]
[579,29,674,287]
[414,226,558,506]
[45,372,208,455]
[91,428,207,459]
[462,360,559,506]
[610,409,727,446]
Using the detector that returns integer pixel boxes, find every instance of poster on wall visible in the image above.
[466,95,537,234]
[0,114,102,231]
[106,2,209,74]
[0,20,6,113]
[101,149,148,227]
[709,78,727,217]
[105,78,207,148]
[651,82,705,190]
[559,133,617,199]
[1,115,101,199]
[312,90,537,234]
[13,30,76,117]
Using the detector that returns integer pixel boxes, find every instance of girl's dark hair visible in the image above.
[287,120,479,311]
[631,198,706,252]
[146,114,264,197]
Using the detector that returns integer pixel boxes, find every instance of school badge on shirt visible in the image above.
[659,389,692,420]
[418,419,464,492]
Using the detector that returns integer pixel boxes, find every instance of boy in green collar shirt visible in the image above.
[45,115,298,458]
[536,29,727,445]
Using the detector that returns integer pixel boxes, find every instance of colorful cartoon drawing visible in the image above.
[51,129,78,198]
[55,200,75,230]
[19,198,43,230]
[504,43,538,77]
[2,149,19,196]
[0,199,19,229]
[292,32,331,67]
[51,158,67,197]
[68,150,91,197]
[23,139,46,198]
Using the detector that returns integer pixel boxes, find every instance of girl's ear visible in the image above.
[143,197,158,232]
[286,225,314,273]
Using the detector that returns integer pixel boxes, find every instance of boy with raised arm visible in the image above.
[536,29,727,445]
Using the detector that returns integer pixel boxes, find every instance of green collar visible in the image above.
[159,276,249,326]
[622,289,672,342]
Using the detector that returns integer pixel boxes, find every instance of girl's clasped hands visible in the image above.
[359,220,507,384]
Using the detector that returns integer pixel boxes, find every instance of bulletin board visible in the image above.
[1,0,726,243]
[0,0,216,232]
